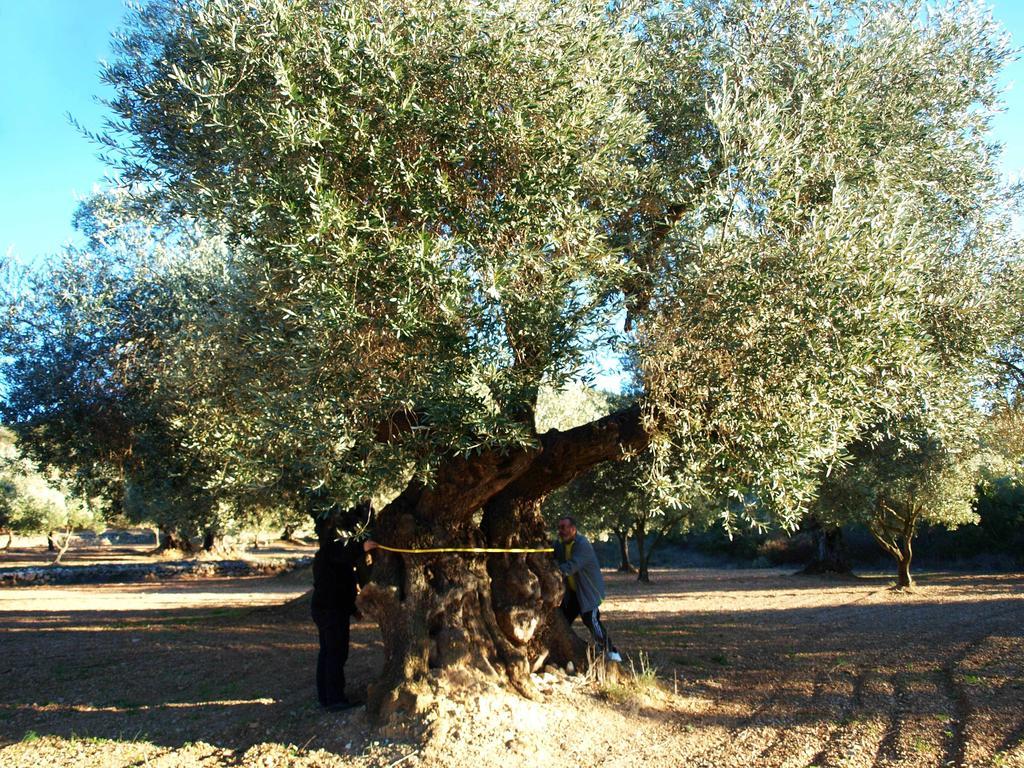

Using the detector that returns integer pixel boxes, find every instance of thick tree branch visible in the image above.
[492,404,652,504]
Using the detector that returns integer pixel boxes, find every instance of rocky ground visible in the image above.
[0,556,1021,767]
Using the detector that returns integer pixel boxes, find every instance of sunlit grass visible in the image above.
[595,651,661,706]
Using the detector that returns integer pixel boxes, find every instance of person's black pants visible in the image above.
[560,589,616,654]
[312,607,350,706]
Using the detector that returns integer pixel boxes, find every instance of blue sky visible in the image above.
[1,1,1023,268]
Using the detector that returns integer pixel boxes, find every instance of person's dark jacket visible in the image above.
[311,537,364,616]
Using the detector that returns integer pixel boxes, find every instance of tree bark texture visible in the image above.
[358,405,649,721]
[157,527,193,553]
[896,537,914,590]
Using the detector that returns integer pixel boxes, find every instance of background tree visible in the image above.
[53,0,1022,717]
[0,428,104,560]
[0,193,228,551]
[816,399,982,589]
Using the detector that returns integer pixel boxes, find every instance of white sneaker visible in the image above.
[606,651,622,663]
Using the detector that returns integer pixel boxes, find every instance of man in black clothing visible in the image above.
[311,515,377,711]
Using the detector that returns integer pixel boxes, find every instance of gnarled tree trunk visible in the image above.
[869,502,919,591]
[157,526,193,554]
[358,405,649,722]
[800,515,852,575]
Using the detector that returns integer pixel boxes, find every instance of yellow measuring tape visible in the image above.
[375,544,551,555]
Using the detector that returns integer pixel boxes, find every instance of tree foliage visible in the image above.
[638,0,1019,526]
[0,193,226,546]
[92,0,1016,527]
[0,428,103,541]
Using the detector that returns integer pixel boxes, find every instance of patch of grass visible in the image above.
[596,652,661,705]
[708,653,730,667]
[21,730,39,742]
[69,733,117,745]
[963,674,984,685]
[913,739,929,753]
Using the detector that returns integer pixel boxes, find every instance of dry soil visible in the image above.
[0,556,1021,768]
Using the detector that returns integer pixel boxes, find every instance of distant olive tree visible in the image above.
[0,428,104,561]
[0,193,227,551]
[817,401,982,589]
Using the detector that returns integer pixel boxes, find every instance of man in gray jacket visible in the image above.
[553,515,622,662]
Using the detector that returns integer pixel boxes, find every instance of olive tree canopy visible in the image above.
[77,0,1021,715]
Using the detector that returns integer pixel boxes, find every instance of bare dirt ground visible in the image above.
[0,537,316,569]
[1,560,1022,768]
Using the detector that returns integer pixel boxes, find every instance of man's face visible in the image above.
[557,519,576,542]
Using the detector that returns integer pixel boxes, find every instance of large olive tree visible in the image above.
[88,0,1017,716]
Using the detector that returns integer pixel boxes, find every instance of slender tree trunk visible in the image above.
[614,528,635,573]
[50,527,73,565]
[1,529,12,551]
[280,524,297,541]
[202,529,217,552]
[635,521,650,583]
[870,503,918,591]
[47,531,56,552]
[896,536,914,590]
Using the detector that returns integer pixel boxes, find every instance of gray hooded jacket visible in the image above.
[553,533,605,614]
